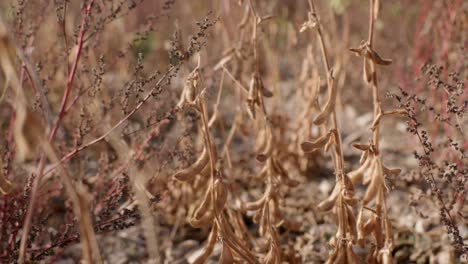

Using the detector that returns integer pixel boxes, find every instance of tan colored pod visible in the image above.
[313,72,337,125]
[173,147,209,181]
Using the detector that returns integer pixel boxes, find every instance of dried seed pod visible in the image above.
[317,184,341,211]
[255,128,268,154]
[258,204,269,236]
[348,156,373,183]
[253,209,262,224]
[346,205,358,241]
[214,180,228,213]
[361,218,375,240]
[193,188,212,220]
[263,239,280,264]
[301,131,332,152]
[380,247,393,264]
[352,143,370,151]
[190,210,214,228]
[243,195,266,211]
[363,158,378,185]
[366,46,392,65]
[359,150,369,165]
[173,147,209,181]
[362,163,383,206]
[382,166,401,178]
[237,4,250,29]
[331,247,346,264]
[324,134,335,153]
[364,57,373,83]
[219,242,234,264]
[313,71,337,125]
[193,224,218,264]
[346,242,361,264]
[246,74,258,120]
[326,247,339,264]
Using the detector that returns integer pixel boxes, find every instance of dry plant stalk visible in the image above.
[300,0,358,263]
[301,0,403,263]
[229,2,300,263]
[347,0,402,262]
[173,56,258,264]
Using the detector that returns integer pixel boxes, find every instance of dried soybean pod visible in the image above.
[348,156,373,183]
[190,210,214,228]
[313,72,337,125]
[256,131,272,162]
[362,161,383,205]
[219,242,234,264]
[194,187,213,220]
[243,195,266,211]
[317,184,341,211]
[301,131,331,152]
[193,224,218,264]
[173,147,209,181]
[214,180,227,213]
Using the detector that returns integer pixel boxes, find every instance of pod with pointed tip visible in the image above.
[317,184,341,212]
[313,72,337,125]
[219,242,234,264]
[214,180,227,213]
[256,131,272,162]
[173,147,209,181]
[301,131,332,153]
[362,164,383,206]
[193,224,218,264]
[348,156,373,183]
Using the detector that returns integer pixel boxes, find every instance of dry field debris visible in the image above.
[0,0,466,263]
